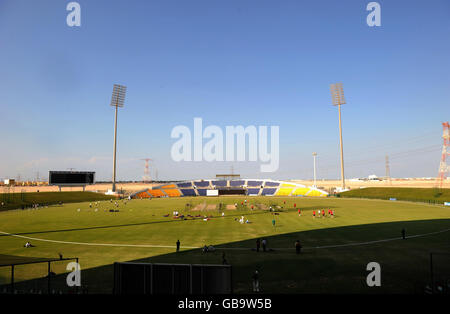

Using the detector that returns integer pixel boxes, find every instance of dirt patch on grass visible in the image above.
[256,203,268,210]
[192,202,207,211]
[226,204,237,210]
[206,204,217,210]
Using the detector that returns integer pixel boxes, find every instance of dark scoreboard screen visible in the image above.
[49,171,95,185]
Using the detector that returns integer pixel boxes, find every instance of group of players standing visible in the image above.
[296,208,335,218]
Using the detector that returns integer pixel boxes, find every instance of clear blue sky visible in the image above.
[1,0,449,181]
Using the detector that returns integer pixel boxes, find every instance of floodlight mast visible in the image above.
[110,84,127,192]
[330,83,346,190]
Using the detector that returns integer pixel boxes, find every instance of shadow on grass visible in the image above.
[2,218,449,294]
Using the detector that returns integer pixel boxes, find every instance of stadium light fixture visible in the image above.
[330,82,346,190]
[110,84,127,192]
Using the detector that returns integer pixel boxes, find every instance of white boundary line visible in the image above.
[1,227,450,251]
[0,231,199,249]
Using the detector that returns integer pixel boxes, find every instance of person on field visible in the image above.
[295,240,302,254]
[323,210,325,218]
[262,239,267,252]
[401,228,406,240]
[313,210,316,218]
[222,252,228,265]
[318,209,321,217]
[272,218,276,228]
[176,239,180,252]
[252,270,260,292]
[298,208,301,216]
[256,238,261,252]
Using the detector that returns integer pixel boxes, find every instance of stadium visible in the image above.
[1,180,450,295]
[1,1,450,307]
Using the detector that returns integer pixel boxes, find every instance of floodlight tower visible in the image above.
[110,84,127,192]
[330,82,346,190]
[312,152,318,187]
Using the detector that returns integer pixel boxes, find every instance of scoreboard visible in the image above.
[49,171,95,185]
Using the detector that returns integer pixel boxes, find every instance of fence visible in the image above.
[114,262,232,294]
[0,257,79,294]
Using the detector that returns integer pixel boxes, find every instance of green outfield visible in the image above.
[0,191,112,212]
[0,195,449,294]
[339,187,450,204]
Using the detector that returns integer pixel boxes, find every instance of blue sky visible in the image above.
[0,0,449,181]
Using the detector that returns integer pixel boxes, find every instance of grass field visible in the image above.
[0,192,114,212]
[339,187,450,204]
[0,196,449,294]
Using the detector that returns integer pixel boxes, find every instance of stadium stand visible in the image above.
[131,179,328,199]
[292,187,311,196]
[135,191,151,198]
[147,189,166,197]
[276,188,294,196]
[247,180,263,187]
[180,189,196,196]
[307,189,327,197]
[163,189,181,197]
[194,181,210,188]
[261,188,277,196]
[230,180,245,187]
[160,184,177,189]
[247,188,261,196]
[264,181,280,187]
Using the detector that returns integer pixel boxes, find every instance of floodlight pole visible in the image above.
[330,83,346,190]
[312,152,317,187]
[112,105,118,192]
[338,103,345,189]
[110,84,127,193]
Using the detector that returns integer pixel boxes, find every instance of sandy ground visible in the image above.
[192,202,206,211]
[1,179,448,194]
